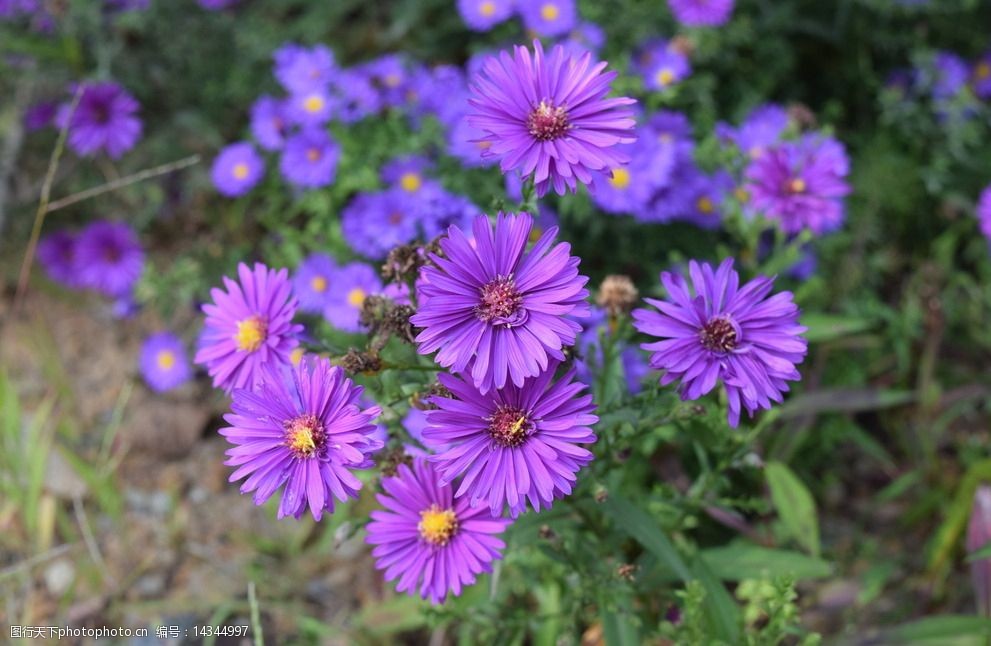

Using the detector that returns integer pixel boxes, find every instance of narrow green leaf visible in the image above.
[967,540,991,563]
[801,313,875,343]
[701,543,832,581]
[603,494,691,580]
[884,616,991,643]
[765,461,821,557]
[690,556,741,645]
[599,593,640,646]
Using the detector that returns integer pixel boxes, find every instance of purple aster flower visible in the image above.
[139,332,192,393]
[361,54,410,109]
[641,152,701,223]
[197,0,239,8]
[75,220,144,297]
[559,21,606,58]
[194,262,302,393]
[447,114,497,168]
[323,262,382,333]
[643,46,691,91]
[279,129,340,189]
[293,253,337,314]
[646,110,693,143]
[331,68,381,122]
[973,52,991,99]
[674,170,733,229]
[381,155,434,194]
[418,188,483,240]
[24,101,56,131]
[211,142,265,197]
[286,88,335,126]
[37,230,81,288]
[57,81,142,159]
[519,0,576,37]
[593,135,676,215]
[220,356,382,520]
[978,185,991,246]
[469,40,637,196]
[274,43,336,93]
[717,103,789,159]
[633,258,808,426]
[411,212,590,393]
[366,458,510,604]
[928,51,969,99]
[341,189,421,259]
[744,134,851,234]
[249,96,289,151]
[424,364,598,515]
[457,0,514,31]
[667,0,734,27]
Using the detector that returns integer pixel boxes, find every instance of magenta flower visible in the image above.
[57,81,142,159]
[366,458,510,604]
[667,0,735,26]
[423,365,598,515]
[194,262,302,393]
[633,258,807,427]
[411,212,590,393]
[220,357,382,520]
[37,230,81,289]
[468,40,636,196]
[744,135,851,235]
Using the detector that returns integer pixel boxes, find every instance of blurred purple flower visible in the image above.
[519,0,576,37]
[457,0,514,32]
[323,262,382,333]
[274,43,336,93]
[292,253,337,314]
[57,81,142,159]
[211,142,265,197]
[968,485,991,616]
[140,332,192,393]
[341,189,422,259]
[37,230,81,288]
[717,103,789,159]
[75,220,144,297]
[279,129,339,189]
[667,0,734,26]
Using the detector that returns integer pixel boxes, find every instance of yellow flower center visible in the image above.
[540,3,559,20]
[655,68,675,87]
[418,504,459,546]
[232,163,249,180]
[347,287,367,308]
[290,347,305,366]
[284,414,323,459]
[399,172,422,192]
[156,350,176,371]
[476,140,493,151]
[659,132,673,143]
[696,196,715,214]
[234,315,267,352]
[528,226,543,244]
[748,145,763,159]
[734,187,750,203]
[789,178,807,194]
[303,94,325,113]
[479,0,496,16]
[608,167,631,190]
[384,73,401,88]
[306,148,321,162]
[310,275,328,293]
[978,62,991,80]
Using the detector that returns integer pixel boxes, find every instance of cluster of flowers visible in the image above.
[1,0,237,34]
[887,48,991,106]
[456,0,733,34]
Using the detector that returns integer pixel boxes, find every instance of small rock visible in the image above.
[43,558,75,596]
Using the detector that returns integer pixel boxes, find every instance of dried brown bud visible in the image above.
[616,564,638,581]
[382,243,425,284]
[412,381,453,411]
[384,303,417,344]
[340,348,382,376]
[359,295,393,331]
[538,524,556,540]
[669,35,695,58]
[593,487,608,503]
[379,448,413,477]
[787,102,817,131]
[596,275,638,317]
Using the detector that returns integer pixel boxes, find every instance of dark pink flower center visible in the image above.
[487,405,534,448]
[700,315,738,353]
[283,413,326,459]
[475,275,523,324]
[527,100,570,141]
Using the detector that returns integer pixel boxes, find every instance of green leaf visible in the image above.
[777,388,915,418]
[967,540,991,563]
[599,593,640,646]
[700,543,832,581]
[928,459,991,576]
[801,313,876,343]
[603,494,691,580]
[883,616,991,643]
[765,461,821,557]
[690,556,741,645]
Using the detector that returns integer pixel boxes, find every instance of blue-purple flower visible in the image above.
[195,263,302,393]
[293,253,337,314]
[57,81,142,159]
[411,212,590,393]
[220,356,382,520]
[75,220,144,297]
[667,0,734,27]
[279,129,340,189]
[978,184,991,246]
[716,103,789,159]
[250,96,289,151]
[469,40,637,196]
[366,458,510,604]
[37,230,81,289]
[633,258,807,426]
[519,0,576,37]
[423,365,598,515]
[323,262,382,333]
[139,332,192,393]
[274,43,336,93]
[341,189,421,259]
[457,0,514,31]
[212,142,265,197]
